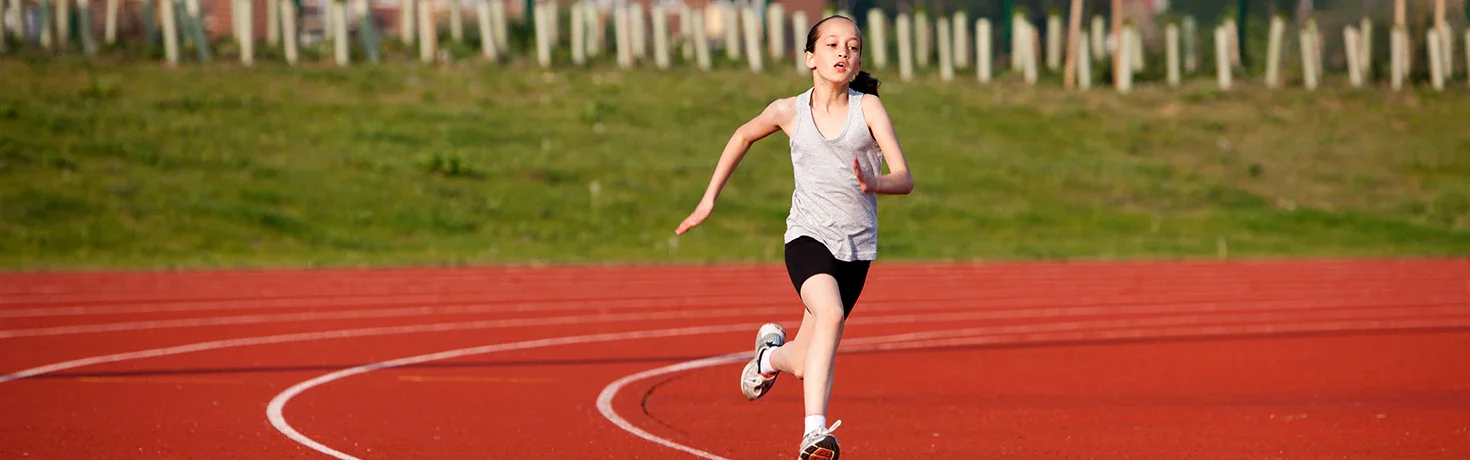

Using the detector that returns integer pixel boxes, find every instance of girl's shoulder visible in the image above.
[758,95,802,126]
[857,91,885,111]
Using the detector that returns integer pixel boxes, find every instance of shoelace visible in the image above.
[805,420,842,441]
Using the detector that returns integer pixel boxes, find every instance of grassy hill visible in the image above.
[2,59,1468,270]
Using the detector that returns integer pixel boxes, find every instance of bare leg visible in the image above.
[768,274,846,417]
[770,308,814,378]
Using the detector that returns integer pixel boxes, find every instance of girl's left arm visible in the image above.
[856,95,914,195]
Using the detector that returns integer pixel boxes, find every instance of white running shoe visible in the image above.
[799,420,842,460]
[740,323,786,400]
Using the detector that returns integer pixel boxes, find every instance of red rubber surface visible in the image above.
[2,259,1468,459]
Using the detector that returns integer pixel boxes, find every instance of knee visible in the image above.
[810,304,846,328]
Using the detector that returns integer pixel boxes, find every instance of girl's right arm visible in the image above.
[675,98,795,235]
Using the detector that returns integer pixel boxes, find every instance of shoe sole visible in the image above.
[799,434,839,460]
[741,323,786,400]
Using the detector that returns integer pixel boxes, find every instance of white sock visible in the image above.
[759,346,778,376]
[804,414,826,435]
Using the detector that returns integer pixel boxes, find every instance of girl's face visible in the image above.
[805,19,863,85]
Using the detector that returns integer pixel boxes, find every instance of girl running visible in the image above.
[673,14,914,460]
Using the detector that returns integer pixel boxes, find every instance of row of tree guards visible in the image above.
[3,0,1467,91]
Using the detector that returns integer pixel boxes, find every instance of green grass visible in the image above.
[2,57,1469,270]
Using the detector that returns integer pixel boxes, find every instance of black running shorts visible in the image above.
[784,236,872,318]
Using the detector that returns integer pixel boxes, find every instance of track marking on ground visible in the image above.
[266,324,761,460]
[266,306,1469,459]
[4,286,1463,338]
[595,315,1470,459]
[0,305,784,339]
[74,376,246,385]
[396,375,556,384]
[5,269,1459,319]
[8,299,1459,383]
[0,307,789,382]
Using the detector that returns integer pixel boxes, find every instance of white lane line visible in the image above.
[0,303,795,339]
[8,269,1459,318]
[850,304,1470,344]
[597,353,745,460]
[5,287,1462,338]
[867,317,1470,353]
[594,314,1470,459]
[0,292,786,319]
[267,324,761,460]
[0,307,790,383]
[8,301,1464,383]
[269,305,1470,459]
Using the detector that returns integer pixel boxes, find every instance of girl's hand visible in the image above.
[853,157,874,193]
[675,200,715,235]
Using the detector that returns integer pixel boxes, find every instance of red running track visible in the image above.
[2,259,1469,459]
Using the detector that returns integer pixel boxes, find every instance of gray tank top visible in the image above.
[784,87,885,262]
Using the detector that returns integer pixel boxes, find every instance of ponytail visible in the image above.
[851,70,880,96]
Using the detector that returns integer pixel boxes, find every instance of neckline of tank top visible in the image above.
[803,87,860,144]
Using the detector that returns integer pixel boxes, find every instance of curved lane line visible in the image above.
[594,314,1470,459]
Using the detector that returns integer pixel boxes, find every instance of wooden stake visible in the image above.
[479,0,498,61]
[1345,26,1364,88]
[615,3,631,68]
[450,1,464,42]
[1361,18,1373,81]
[1440,26,1455,80]
[267,0,279,45]
[56,0,69,49]
[1301,24,1318,90]
[742,5,762,72]
[791,10,807,73]
[1183,16,1197,72]
[915,10,929,68]
[977,18,992,83]
[1266,16,1284,88]
[161,0,179,66]
[282,0,297,64]
[1046,13,1062,71]
[868,8,887,68]
[631,2,645,60]
[653,3,670,69]
[1024,20,1038,85]
[1090,15,1105,61]
[77,0,97,56]
[239,0,253,66]
[767,3,784,60]
[401,0,414,44]
[1078,34,1091,89]
[1166,22,1179,87]
[418,0,435,63]
[106,0,119,43]
[1117,22,1131,92]
[536,2,552,67]
[953,11,968,69]
[492,0,508,53]
[1215,25,1231,90]
[1063,0,1083,89]
[334,1,348,66]
[897,12,912,80]
[1429,29,1445,91]
[694,6,711,70]
[937,18,953,81]
[572,2,586,65]
[723,3,738,61]
[1129,22,1142,71]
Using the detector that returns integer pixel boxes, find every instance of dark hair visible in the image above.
[804,15,881,96]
